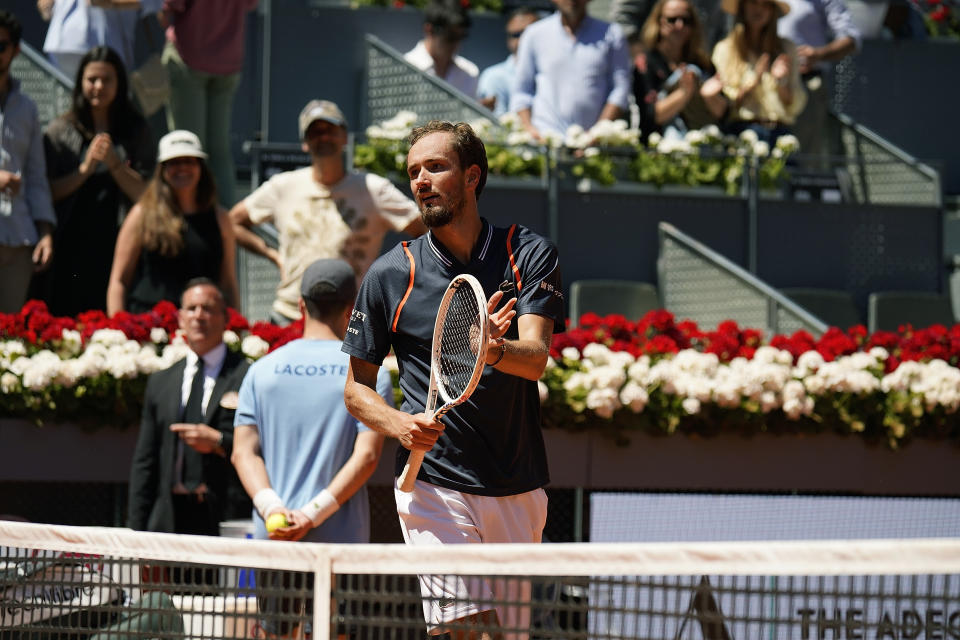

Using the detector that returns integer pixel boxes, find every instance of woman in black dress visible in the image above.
[632,0,728,142]
[107,130,238,315]
[42,46,153,316]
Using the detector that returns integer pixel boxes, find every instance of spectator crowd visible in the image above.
[1,0,865,317]
[0,0,931,636]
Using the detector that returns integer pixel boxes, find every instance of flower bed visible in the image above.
[545,312,960,448]
[355,111,797,194]
[2,302,959,448]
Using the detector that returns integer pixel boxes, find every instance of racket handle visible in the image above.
[398,451,424,493]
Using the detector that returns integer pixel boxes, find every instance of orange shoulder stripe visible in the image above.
[506,224,522,291]
[392,242,416,332]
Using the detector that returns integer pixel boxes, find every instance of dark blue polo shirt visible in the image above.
[342,219,565,496]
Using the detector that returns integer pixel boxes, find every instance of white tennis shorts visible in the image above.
[395,479,548,639]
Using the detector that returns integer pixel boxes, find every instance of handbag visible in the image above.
[130,17,169,117]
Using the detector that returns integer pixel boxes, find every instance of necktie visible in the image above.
[183,360,206,424]
[181,360,206,490]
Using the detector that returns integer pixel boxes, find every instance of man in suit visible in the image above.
[127,278,251,535]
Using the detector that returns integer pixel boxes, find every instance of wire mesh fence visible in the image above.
[2,522,959,640]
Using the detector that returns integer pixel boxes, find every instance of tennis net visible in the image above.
[1,520,959,640]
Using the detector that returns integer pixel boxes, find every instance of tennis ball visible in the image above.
[265,512,289,533]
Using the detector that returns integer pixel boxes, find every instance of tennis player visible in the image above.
[342,120,565,640]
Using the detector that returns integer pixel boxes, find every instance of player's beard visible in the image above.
[419,186,464,228]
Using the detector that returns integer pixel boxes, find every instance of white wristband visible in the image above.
[298,489,339,527]
[253,488,284,520]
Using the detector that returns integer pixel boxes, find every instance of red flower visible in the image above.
[226,308,250,332]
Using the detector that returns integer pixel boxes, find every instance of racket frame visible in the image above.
[397,274,489,492]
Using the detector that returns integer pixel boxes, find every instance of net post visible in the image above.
[314,553,333,640]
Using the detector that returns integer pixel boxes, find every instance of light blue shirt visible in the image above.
[478,55,516,117]
[777,0,862,69]
[234,338,394,543]
[511,12,631,136]
[42,0,164,72]
[0,79,56,247]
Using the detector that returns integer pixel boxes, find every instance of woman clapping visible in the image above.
[42,46,152,316]
[711,0,806,144]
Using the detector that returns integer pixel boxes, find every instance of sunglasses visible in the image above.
[0,40,12,54]
[662,15,692,25]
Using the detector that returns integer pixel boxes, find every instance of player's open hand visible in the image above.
[268,510,313,542]
[487,289,517,342]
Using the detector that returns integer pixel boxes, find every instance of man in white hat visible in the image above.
[229,100,425,325]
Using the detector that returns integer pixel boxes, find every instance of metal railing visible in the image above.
[657,221,829,337]
[834,112,942,208]
[10,41,74,129]
[363,34,501,131]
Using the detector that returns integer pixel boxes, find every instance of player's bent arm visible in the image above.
[345,357,442,451]
[489,313,553,381]
[231,424,284,517]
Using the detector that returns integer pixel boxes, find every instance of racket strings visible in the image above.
[437,285,484,400]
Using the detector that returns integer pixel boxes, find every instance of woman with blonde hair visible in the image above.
[711,0,806,143]
[107,130,238,315]
[633,0,728,141]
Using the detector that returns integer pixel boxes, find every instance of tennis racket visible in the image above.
[397,274,489,493]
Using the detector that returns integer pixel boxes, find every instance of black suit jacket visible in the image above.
[127,349,252,533]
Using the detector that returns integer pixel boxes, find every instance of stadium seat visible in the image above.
[568,280,660,328]
[867,291,955,333]
[780,287,862,330]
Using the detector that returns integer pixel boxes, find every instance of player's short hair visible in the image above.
[408,121,488,201]
[0,10,23,45]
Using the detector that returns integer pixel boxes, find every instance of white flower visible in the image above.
[160,342,191,368]
[538,380,549,404]
[702,124,722,140]
[106,351,139,379]
[775,134,800,153]
[60,329,83,356]
[587,365,626,391]
[681,397,701,415]
[89,328,128,347]
[1,372,20,393]
[620,381,648,412]
[222,330,240,346]
[561,347,580,362]
[150,327,169,344]
[752,141,770,157]
[21,351,63,391]
[586,387,621,418]
[241,335,270,359]
[647,132,662,147]
[684,129,706,146]
[739,129,760,145]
